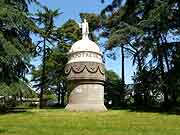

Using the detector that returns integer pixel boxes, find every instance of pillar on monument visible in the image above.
[64,19,107,111]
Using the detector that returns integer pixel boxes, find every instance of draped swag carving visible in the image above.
[65,62,105,75]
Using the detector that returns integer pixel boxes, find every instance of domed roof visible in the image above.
[69,39,101,54]
[67,20,103,64]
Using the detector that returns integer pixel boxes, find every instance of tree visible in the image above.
[105,70,123,107]
[100,2,141,104]
[0,0,38,111]
[32,19,81,107]
[44,46,68,106]
[33,6,60,108]
[53,19,81,106]
[100,0,180,109]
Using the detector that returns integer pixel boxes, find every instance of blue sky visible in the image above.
[29,0,135,84]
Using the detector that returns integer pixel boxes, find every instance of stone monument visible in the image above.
[65,19,107,111]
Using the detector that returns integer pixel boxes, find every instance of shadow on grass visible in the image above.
[0,128,8,134]
[41,103,66,109]
[0,107,35,115]
[2,104,180,116]
[110,106,180,115]
[0,104,66,114]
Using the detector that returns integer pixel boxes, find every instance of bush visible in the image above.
[0,103,9,113]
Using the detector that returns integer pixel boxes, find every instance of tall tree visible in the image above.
[100,0,180,108]
[32,19,81,107]
[100,2,141,104]
[33,6,60,108]
[0,0,38,110]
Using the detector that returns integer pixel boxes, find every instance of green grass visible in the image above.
[0,109,180,135]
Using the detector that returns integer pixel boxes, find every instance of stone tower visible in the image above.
[65,19,107,111]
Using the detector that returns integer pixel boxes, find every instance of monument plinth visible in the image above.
[65,19,107,111]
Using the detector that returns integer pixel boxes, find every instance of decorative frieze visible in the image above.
[65,62,105,75]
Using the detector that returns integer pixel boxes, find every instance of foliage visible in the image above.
[0,0,36,83]
[104,70,123,107]
[32,19,81,107]
[57,19,81,43]
[0,80,37,112]
[99,0,180,109]
[32,6,61,108]
[0,0,38,111]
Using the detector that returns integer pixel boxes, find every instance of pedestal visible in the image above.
[65,82,107,112]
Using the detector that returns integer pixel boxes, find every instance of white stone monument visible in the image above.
[65,19,107,111]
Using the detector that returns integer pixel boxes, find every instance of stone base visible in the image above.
[65,104,107,112]
[65,82,107,112]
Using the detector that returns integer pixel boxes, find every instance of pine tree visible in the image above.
[33,6,60,108]
[0,0,38,110]
[100,0,180,108]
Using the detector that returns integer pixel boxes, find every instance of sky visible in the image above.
[29,0,135,84]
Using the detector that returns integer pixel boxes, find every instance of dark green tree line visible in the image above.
[99,0,180,109]
[0,0,38,111]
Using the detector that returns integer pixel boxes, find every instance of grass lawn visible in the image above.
[0,109,180,135]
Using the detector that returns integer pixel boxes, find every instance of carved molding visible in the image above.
[65,62,105,75]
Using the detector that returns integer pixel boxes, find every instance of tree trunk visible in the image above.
[135,54,143,106]
[121,45,125,104]
[57,83,61,105]
[164,49,170,72]
[144,88,148,107]
[156,30,168,108]
[137,55,142,72]
[61,81,67,107]
[40,38,46,109]
[172,85,177,106]
[61,90,65,107]
[121,45,125,86]
[20,91,23,103]
[158,45,168,108]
